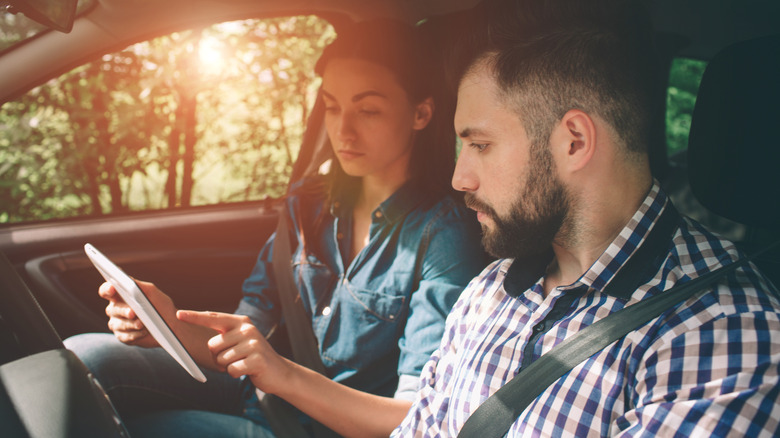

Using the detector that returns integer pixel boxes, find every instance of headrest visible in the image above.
[687,34,780,230]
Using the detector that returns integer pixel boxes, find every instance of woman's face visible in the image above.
[321,58,432,183]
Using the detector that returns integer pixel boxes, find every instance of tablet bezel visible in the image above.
[84,243,207,383]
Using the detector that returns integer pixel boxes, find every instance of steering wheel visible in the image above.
[0,251,130,437]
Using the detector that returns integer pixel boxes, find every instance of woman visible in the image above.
[65,19,486,438]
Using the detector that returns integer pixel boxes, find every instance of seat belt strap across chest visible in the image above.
[261,212,341,438]
[271,214,327,375]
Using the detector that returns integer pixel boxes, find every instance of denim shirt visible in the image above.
[235,179,487,398]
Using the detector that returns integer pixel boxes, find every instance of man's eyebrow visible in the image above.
[320,89,387,102]
[458,127,489,139]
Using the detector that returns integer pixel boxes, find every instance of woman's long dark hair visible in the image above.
[314,19,457,207]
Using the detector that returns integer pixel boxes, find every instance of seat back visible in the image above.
[687,34,780,286]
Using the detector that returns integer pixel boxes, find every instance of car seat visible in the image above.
[687,34,780,288]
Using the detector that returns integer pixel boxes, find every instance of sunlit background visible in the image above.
[0,16,335,222]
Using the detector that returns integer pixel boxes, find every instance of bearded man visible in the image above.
[392,0,780,436]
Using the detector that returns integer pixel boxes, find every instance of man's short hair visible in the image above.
[451,0,660,156]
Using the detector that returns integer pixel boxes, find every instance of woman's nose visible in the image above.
[336,112,356,142]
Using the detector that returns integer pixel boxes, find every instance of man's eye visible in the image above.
[470,142,489,152]
[359,109,379,116]
[325,106,340,114]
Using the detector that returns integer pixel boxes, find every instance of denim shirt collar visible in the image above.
[330,180,425,225]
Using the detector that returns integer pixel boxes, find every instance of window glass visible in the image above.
[0,16,335,223]
[665,57,707,160]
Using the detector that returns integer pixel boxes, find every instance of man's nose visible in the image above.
[452,148,478,192]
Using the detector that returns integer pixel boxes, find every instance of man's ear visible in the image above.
[550,109,596,172]
[412,97,435,130]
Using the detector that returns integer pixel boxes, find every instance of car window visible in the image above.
[0,16,335,223]
[665,57,707,162]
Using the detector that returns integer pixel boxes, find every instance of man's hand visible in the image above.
[99,280,174,348]
[177,310,290,394]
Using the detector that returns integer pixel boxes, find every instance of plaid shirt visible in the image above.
[393,182,780,437]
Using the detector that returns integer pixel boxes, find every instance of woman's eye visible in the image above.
[324,106,340,114]
[359,109,380,116]
[470,142,489,152]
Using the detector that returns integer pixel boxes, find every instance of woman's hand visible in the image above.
[179,310,412,438]
[99,280,175,348]
[177,310,290,394]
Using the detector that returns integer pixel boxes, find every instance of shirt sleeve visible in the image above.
[392,267,486,437]
[233,232,282,337]
[395,202,488,379]
[614,306,780,436]
[394,373,421,401]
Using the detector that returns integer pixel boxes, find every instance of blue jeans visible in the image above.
[64,333,275,438]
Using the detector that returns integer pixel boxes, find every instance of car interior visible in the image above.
[0,0,778,436]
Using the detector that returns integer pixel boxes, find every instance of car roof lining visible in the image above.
[3,0,780,104]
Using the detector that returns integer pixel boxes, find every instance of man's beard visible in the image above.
[465,149,570,260]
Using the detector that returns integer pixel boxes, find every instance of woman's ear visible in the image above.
[412,97,435,130]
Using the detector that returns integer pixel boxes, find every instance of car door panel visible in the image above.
[0,201,280,340]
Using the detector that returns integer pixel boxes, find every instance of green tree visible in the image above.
[666,58,707,158]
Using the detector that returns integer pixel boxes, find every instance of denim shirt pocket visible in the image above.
[343,277,407,322]
[292,253,335,315]
[318,273,410,370]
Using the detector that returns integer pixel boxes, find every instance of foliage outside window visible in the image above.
[665,57,707,159]
[0,16,335,223]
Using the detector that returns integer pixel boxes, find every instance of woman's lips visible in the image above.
[337,149,364,160]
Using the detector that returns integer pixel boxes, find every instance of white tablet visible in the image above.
[84,243,207,383]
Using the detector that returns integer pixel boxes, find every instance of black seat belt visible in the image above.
[270,214,328,375]
[458,209,780,438]
[259,213,341,438]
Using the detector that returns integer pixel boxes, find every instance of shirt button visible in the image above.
[336,232,344,239]
[322,306,332,316]
[374,211,383,219]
